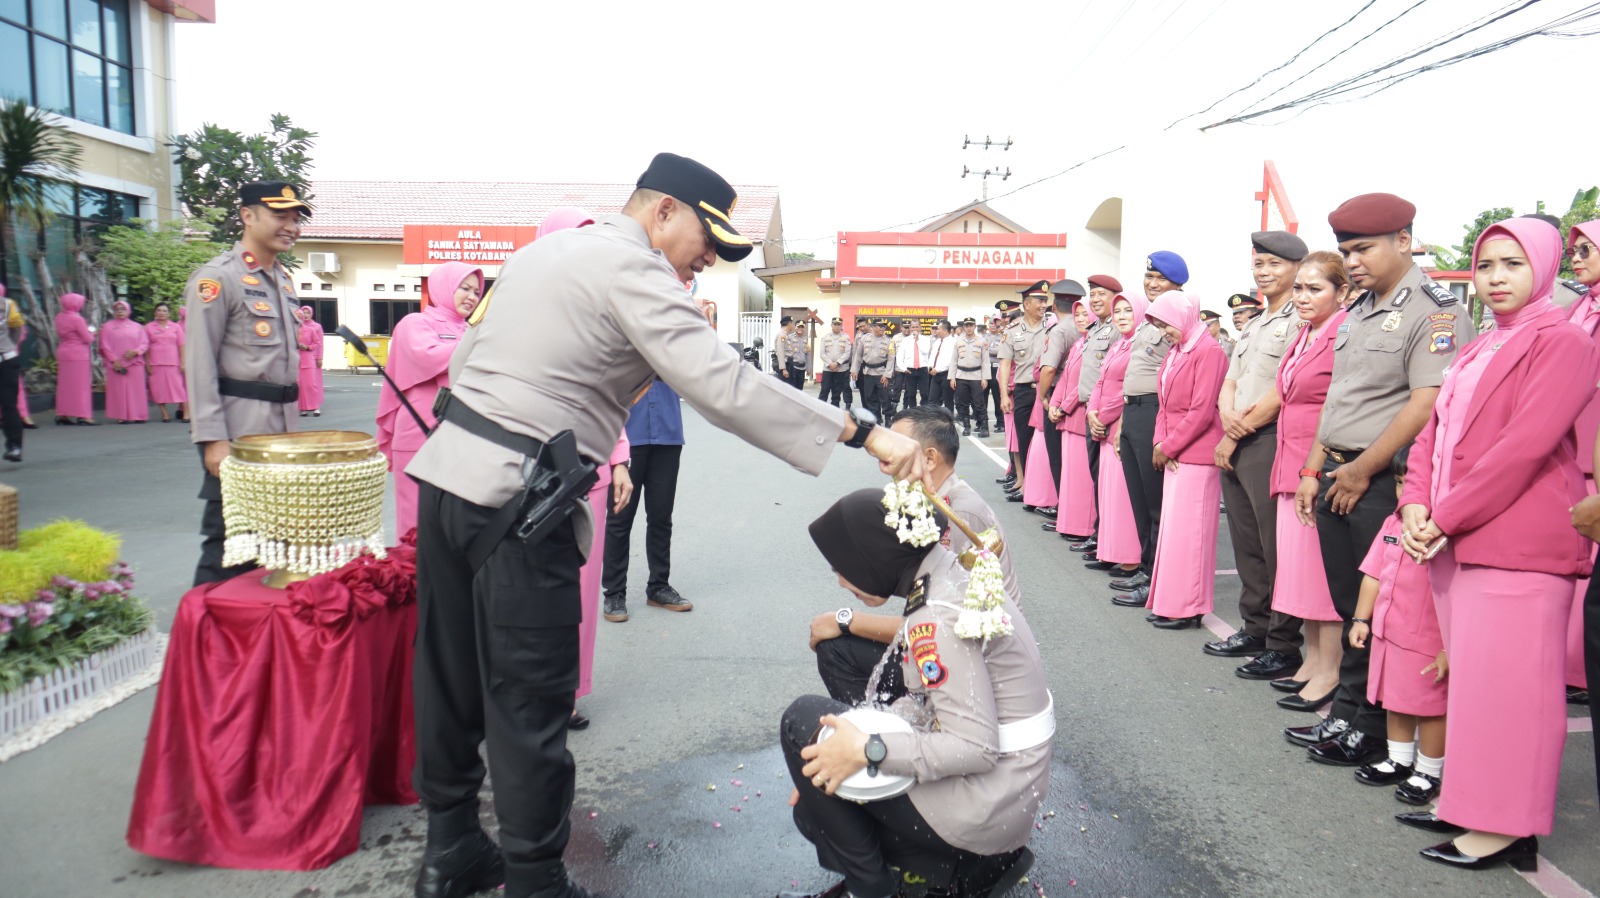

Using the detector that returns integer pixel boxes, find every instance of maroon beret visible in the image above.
[1328,193,1416,242]
[1087,274,1123,293]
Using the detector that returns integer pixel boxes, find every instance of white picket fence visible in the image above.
[0,629,159,742]
[739,312,775,370]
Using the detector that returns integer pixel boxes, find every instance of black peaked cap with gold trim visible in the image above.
[636,153,752,262]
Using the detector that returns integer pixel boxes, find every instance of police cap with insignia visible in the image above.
[1050,279,1086,298]
[1087,274,1123,293]
[1145,251,1188,285]
[241,181,312,216]
[1251,230,1308,262]
[1328,193,1416,244]
[831,317,843,324]
[1018,279,1052,298]
[1199,309,1221,321]
[994,299,1022,311]
[635,152,752,262]
[1227,292,1263,310]
[960,317,976,325]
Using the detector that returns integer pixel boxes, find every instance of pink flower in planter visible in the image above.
[27,601,54,626]
[36,589,57,603]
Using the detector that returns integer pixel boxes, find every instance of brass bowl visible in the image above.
[229,430,379,465]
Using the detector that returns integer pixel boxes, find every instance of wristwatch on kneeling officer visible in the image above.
[835,607,853,636]
[845,407,877,449]
[864,733,888,778]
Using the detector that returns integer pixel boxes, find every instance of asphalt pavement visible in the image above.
[0,375,1594,898]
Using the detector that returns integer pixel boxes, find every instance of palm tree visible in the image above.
[0,99,84,349]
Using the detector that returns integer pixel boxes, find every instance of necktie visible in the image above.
[933,339,942,370]
[913,338,921,368]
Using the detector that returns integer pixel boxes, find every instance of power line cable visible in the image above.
[1237,0,1438,114]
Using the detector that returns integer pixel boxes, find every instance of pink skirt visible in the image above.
[1022,431,1057,506]
[1005,413,1017,452]
[298,362,324,411]
[1367,635,1447,717]
[1567,477,1595,688]
[1057,430,1095,536]
[1269,495,1338,621]
[576,468,612,700]
[390,449,420,541]
[1430,553,1573,837]
[103,365,148,421]
[148,365,186,404]
[1147,463,1222,618]
[1095,439,1141,565]
[54,354,92,418]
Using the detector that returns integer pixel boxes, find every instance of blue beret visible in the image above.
[1145,251,1188,285]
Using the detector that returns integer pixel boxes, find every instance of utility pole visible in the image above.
[961,134,1012,201]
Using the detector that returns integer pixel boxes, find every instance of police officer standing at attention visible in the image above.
[183,181,311,586]
[998,281,1051,500]
[1113,255,1180,592]
[1208,231,1308,679]
[1071,275,1121,553]
[951,317,990,437]
[1286,193,1474,768]
[403,153,926,898]
[776,315,796,385]
[849,318,870,400]
[1034,279,1084,515]
[985,312,1009,432]
[853,319,893,421]
[817,317,853,408]
[788,322,812,391]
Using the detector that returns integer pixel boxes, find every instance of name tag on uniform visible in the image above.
[1383,535,1399,544]
[439,333,458,340]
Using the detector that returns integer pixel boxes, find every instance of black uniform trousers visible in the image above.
[601,443,681,599]
[1011,382,1038,474]
[1585,573,1600,805]
[893,367,929,416]
[414,481,582,892]
[1118,397,1163,570]
[1085,430,1102,523]
[1314,457,1393,738]
[1220,427,1302,654]
[858,370,890,421]
[0,355,22,452]
[1041,418,1063,495]
[925,373,954,410]
[193,446,258,587]
[817,370,853,408]
[815,633,906,706]
[787,363,808,390]
[986,371,1004,428]
[954,378,988,431]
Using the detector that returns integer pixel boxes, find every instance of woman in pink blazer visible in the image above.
[1144,292,1228,629]
[1089,294,1146,580]
[1271,252,1349,709]
[1049,300,1096,540]
[1563,218,1600,703]
[1399,219,1600,871]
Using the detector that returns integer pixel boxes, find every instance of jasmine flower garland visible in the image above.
[880,481,941,547]
[881,481,1013,641]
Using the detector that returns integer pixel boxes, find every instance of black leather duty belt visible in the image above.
[218,377,298,404]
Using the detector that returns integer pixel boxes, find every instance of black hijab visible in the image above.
[809,488,945,599]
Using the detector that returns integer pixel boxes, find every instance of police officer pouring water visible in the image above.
[402,153,927,898]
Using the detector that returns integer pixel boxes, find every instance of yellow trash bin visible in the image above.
[343,335,391,371]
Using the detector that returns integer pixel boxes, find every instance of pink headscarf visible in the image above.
[537,206,596,239]
[59,292,85,314]
[112,300,130,314]
[299,304,315,320]
[1100,292,1149,368]
[374,261,483,455]
[1571,219,1600,256]
[1145,290,1207,352]
[1473,219,1561,334]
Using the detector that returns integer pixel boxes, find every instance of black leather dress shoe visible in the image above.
[1201,631,1264,657]
[1111,585,1150,607]
[1420,835,1538,872]
[1150,614,1202,630]
[1005,493,1026,503]
[1110,570,1150,590]
[1395,811,1464,834]
[996,474,1015,485]
[1308,729,1386,767]
[1270,676,1310,694]
[1569,686,1590,705]
[1069,539,1098,552]
[1040,521,1060,532]
[1276,688,1335,712]
[1285,716,1348,748]
[777,882,848,898]
[1235,650,1301,680]
[415,829,504,898]
[1395,772,1442,806]
[1353,760,1413,786]
[1083,558,1115,570]
[1032,505,1058,519]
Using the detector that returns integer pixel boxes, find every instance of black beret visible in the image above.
[779,315,793,325]
[1050,279,1086,297]
[1329,193,1416,243]
[1251,230,1308,262]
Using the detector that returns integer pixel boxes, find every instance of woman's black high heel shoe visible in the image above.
[1150,614,1202,630]
[1420,835,1538,872]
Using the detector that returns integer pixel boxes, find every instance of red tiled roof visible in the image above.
[299,181,779,242]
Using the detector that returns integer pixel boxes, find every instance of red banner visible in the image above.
[402,225,542,265]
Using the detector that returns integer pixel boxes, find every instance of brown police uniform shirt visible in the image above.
[1121,322,1170,397]
[997,319,1047,385]
[983,331,1004,374]
[1226,298,1300,412]
[819,332,852,370]
[939,472,1021,606]
[1318,265,1475,451]
[1077,319,1116,404]
[1037,321,1076,374]
[952,335,989,381]
[853,334,892,377]
[407,214,843,515]
[183,243,302,444]
[782,331,810,368]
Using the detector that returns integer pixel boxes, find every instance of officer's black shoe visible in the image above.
[1568,686,1590,705]
[414,828,504,898]
[646,585,693,612]
[1235,650,1301,680]
[1284,716,1347,748]
[976,428,990,438]
[995,421,1005,432]
[995,474,1014,485]
[1068,539,1097,552]
[602,594,628,623]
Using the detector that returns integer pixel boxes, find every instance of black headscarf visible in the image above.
[808,488,945,599]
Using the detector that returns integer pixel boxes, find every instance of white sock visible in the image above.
[1414,751,1444,779]
[1387,739,1416,768]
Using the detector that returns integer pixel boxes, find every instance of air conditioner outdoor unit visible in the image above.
[308,252,340,273]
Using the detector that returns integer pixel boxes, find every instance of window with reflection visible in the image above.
[0,0,134,134]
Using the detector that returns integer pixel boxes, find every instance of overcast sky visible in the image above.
[173,0,1598,258]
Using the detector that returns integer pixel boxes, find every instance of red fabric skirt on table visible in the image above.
[127,547,419,870]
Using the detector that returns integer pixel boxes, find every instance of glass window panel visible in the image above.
[317,300,339,333]
[41,180,72,214]
[117,191,139,220]
[68,0,97,51]
[32,34,69,114]
[102,0,128,62]
[71,47,103,126]
[105,62,130,132]
[0,0,26,25]
[0,23,30,105]
[370,301,391,336]
[30,0,66,38]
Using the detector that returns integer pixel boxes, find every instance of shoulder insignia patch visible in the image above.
[241,251,261,271]
[909,626,947,689]
[197,279,221,303]
[1429,331,1455,354]
[254,321,273,338]
[1389,287,1411,308]
[1562,278,1591,297]
[1423,282,1457,307]
[903,575,929,616]
[241,275,261,286]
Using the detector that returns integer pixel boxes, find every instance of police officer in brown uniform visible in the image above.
[402,153,925,898]
[183,181,311,586]
[985,312,1009,432]
[1207,231,1309,678]
[1072,275,1122,550]
[998,282,1051,500]
[818,317,853,408]
[788,323,812,390]
[951,317,991,437]
[1115,255,1179,584]
[1034,279,1084,514]
[853,319,893,421]
[1285,193,1474,767]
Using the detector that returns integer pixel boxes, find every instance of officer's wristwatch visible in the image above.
[835,607,853,635]
[864,734,888,778]
[845,407,877,449]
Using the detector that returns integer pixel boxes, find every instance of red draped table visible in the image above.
[127,543,419,870]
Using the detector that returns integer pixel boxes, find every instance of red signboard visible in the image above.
[835,231,1069,285]
[402,225,542,265]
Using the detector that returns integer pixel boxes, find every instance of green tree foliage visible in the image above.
[1429,207,1514,271]
[95,220,227,320]
[784,251,815,264]
[0,99,82,342]
[168,113,316,245]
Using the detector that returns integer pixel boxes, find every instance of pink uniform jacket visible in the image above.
[1400,315,1600,576]
[1269,310,1347,496]
[1152,339,1227,464]
[1360,516,1442,655]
